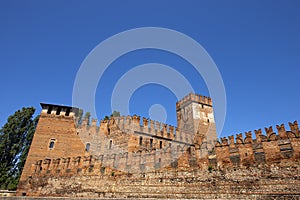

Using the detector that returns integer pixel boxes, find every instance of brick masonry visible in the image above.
[16,94,300,198]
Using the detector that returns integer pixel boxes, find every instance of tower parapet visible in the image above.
[176,93,217,150]
[176,93,212,110]
[40,103,78,117]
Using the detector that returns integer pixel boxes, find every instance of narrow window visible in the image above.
[49,139,55,149]
[139,136,143,146]
[158,158,161,163]
[109,140,112,149]
[169,143,172,148]
[159,141,162,149]
[150,139,153,148]
[38,161,43,171]
[201,104,204,109]
[207,119,210,123]
[85,143,90,152]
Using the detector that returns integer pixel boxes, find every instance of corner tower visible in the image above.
[176,93,217,149]
[17,103,86,196]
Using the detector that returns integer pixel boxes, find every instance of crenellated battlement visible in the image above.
[216,121,300,147]
[113,115,179,136]
[215,121,300,169]
[40,92,215,152]
[76,114,194,144]
[175,93,216,149]
[29,120,300,180]
[18,93,300,198]
[29,140,197,177]
[176,93,212,110]
[40,103,78,118]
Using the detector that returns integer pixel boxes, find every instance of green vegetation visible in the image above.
[0,107,38,190]
[208,165,213,173]
[79,110,121,122]
[100,166,106,174]
[111,110,120,117]
[84,112,91,125]
[104,116,109,121]
[104,110,121,121]
[76,109,83,124]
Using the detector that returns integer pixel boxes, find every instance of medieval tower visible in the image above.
[176,93,217,150]
[16,93,300,198]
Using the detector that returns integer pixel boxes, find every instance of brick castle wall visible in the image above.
[16,94,300,198]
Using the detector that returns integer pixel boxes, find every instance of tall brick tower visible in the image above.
[176,93,217,150]
[17,103,86,196]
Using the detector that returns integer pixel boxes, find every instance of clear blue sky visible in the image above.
[0,0,300,138]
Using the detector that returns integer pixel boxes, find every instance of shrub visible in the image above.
[208,165,213,173]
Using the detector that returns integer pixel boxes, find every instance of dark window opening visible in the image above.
[139,136,143,146]
[22,193,26,196]
[56,107,61,115]
[109,140,112,149]
[49,142,54,149]
[65,108,70,116]
[150,139,153,148]
[100,166,106,174]
[159,141,163,149]
[49,139,55,149]
[85,143,90,152]
[245,153,248,156]
[158,158,161,163]
[169,143,172,147]
[37,160,43,171]
[207,119,210,123]
[47,106,52,114]
[202,104,204,109]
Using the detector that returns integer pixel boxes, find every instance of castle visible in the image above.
[16,93,300,199]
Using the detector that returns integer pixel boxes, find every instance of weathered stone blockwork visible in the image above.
[16,94,300,198]
[17,165,300,198]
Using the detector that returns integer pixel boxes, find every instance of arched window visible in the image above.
[85,143,90,152]
[49,139,55,149]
